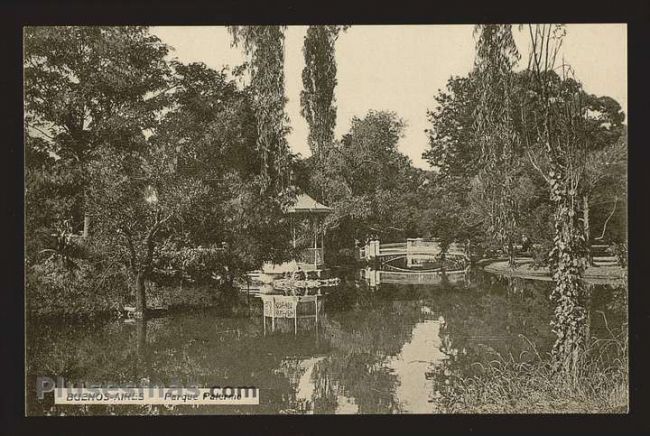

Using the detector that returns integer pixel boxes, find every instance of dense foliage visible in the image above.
[423,63,625,261]
[300,110,428,261]
[228,26,292,193]
[300,25,348,160]
[24,25,626,344]
[422,24,626,374]
[25,26,295,317]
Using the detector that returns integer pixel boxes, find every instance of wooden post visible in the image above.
[271,296,275,332]
[83,213,90,238]
[313,216,318,270]
[294,300,298,335]
[321,225,325,267]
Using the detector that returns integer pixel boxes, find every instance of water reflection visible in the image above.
[361,267,468,287]
[388,319,447,413]
[26,268,626,415]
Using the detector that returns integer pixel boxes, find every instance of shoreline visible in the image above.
[481,258,627,285]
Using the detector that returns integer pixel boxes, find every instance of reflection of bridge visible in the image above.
[360,268,467,287]
[360,238,468,262]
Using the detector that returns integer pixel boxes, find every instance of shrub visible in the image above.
[26,258,130,319]
[530,241,552,270]
[432,328,628,413]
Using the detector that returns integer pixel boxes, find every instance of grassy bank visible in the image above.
[437,332,628,413]
[26,261,243,320]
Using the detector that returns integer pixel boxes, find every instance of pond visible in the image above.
[25,268,627,415]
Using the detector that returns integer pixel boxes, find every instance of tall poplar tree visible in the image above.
[300,25,348,161]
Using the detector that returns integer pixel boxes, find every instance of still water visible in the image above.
[26,268,626,415]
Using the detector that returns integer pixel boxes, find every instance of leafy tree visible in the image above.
[87,137,207,315]
[423,65,624,264]
[580,99,626,253]
[307,110,423,253]
[415,174,476,254]
[156,61,294,277]
[422,75,487,254]
[423,69,550,258]
[472,24,522,267]
[423,74,480,177]
[24,26,173,317]
[585,129,627,247]
[89,60,296,315]
[25,27,296,317]
[24,26,171,239]
[522,24,594,373]
[151,61,260,248]
[25,135,83,260]
[228,26,291,193]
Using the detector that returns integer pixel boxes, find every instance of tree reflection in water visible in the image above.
[26,269,626,415]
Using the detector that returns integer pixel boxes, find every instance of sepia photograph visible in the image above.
[22,23,629,416]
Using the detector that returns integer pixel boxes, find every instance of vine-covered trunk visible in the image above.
[548,173,588,376]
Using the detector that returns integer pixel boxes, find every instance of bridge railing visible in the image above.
[379,243,406,256]
[360,238,470,261]
[406,238,441,254]
[381,242,405,249]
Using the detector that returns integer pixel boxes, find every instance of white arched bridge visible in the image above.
[359,238,469,263]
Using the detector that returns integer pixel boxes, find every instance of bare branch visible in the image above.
[526,149,551,185]
[595,197,618,240]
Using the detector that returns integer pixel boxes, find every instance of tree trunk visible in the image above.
[549,176,588,376]
[135,271,146,318]
[83,213,91,238]
[83,189,91,238]
[508,239,516,269]
[583,195,594,266]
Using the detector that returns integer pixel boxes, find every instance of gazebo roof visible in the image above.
[286,193,332,214]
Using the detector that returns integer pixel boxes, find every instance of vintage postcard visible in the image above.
[23,23,628,416]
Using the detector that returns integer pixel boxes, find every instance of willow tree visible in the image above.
[523,24,591,375]
[472,25,522,268]
[228,26,291,193]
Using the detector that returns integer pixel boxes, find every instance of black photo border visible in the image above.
[1,0,648,434]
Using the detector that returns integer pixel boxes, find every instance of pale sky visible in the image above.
[151,24,627,169]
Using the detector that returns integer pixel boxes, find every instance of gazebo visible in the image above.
[286,193,332,271]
